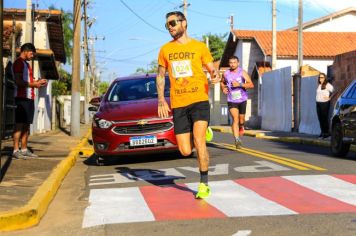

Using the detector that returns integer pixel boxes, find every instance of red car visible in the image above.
[90,74,177,164]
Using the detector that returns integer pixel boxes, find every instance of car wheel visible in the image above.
[95,155,107,166]
[331,122,350,157]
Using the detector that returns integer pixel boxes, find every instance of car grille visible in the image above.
[112,122,173,135]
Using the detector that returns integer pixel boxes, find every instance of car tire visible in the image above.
[331,122,350,157]
[95,155,107,166]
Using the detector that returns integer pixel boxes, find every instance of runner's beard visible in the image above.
[170,28,184,40]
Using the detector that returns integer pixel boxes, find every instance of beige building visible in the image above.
[2,8,65,134]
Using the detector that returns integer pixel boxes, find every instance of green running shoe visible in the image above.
[195,183,211,199]
[206,126,213,142]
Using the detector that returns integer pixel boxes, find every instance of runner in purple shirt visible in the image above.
[221,56,254,149]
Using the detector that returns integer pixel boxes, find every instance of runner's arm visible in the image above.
[220,74,229,94]
[156,65,171,118]
[14,73,45,88]
[205,62,220,84]
[241,70,254,89]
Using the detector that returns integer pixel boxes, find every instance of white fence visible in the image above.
[261,67,293,132]
[299,76,321,135]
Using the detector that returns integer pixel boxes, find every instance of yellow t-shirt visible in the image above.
[158,39,213,109]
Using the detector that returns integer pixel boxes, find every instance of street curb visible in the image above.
[0,129,92,232]
[211,126,356,152]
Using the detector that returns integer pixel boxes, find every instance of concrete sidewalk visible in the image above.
[0,124,92,232]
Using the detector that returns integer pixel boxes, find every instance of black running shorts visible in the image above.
[227,100,247,115]
[15,98,35,124]
[173,101,210,135]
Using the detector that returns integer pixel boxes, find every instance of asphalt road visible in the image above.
[4,131,356,236]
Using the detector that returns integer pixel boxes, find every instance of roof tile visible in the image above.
[232,30,356,58]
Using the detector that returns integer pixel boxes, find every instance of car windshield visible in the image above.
[107,76,170,102]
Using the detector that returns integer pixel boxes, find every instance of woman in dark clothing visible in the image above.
[315,73,334,139]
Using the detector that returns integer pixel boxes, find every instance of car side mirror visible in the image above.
[89,96,101,107]
[88,106,98,112]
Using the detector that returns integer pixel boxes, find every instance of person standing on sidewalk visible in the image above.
[12,43,48,159]
[316,72,334,139]
[157,11,220,199]
[221,56,254,149]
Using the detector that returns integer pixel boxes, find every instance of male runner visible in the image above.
[157,11,220,199]
[221,56,254,149]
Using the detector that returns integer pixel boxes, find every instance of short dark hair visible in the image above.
[20,43,36,53]
[228,55,239,61]
[166,11,186,21]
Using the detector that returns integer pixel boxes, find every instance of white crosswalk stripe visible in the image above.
[186,180,296,217]
[82,187,155,228]
[283,175,356,205]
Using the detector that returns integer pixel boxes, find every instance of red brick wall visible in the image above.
[331,50,356,104]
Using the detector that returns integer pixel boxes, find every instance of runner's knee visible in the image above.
[179,147,192,156]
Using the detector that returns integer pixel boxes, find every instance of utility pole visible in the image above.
[293,0,303,132]
[89,36,105,97]
[11,16,16,62]
[230,15,236,42]
[71,0,81,137]
[82,0,90,124]
[180,0,190,18]
[90,42,97,96]
[25,0,32,42]
[271,0,277,70]
[298,0,303,70]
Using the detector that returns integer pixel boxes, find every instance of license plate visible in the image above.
[129,135,157,147]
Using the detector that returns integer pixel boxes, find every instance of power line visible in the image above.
[97,46,161,62]
[189,8,227,19]
[119,0,166,34]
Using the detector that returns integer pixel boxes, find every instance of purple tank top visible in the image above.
[224,68,248,103]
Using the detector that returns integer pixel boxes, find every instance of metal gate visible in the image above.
[2,61,16,140]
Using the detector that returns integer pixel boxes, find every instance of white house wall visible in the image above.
[277,58,333,74]
[261,67,292,132]
[18,20,52,134]
[303,13,356,32]
[232,40,264,124]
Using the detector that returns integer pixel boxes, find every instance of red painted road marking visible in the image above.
[333,174,356,184]
[236,176,356,214]
[140,184,226,220]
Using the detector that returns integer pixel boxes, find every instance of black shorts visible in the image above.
[15,98,35,124]
[173,101,210,135]
[228,100,247,114]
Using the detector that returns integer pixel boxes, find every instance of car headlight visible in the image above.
[94,118,113,129]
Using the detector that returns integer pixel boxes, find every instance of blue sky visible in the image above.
[5,0,355,82]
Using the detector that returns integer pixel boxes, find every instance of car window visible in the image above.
[107,76,170,102]
[345,83,356,99]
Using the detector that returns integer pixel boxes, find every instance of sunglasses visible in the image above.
[165,19,183,30]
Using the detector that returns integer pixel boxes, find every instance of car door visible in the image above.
[341,81,356,140]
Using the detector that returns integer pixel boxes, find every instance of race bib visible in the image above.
[231,90,242,100]
[172,60,193,78]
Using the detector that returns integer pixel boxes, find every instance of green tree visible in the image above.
[203,33,228,61]
[98,81,110,95]
[49,5,73,64]
[52,68,72,96]
[134,60,158,74]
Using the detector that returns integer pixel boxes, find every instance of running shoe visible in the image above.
[195,183,211,199]
[12,150,26,159]
[21,149,38,158]
[235,137,242,149]
[239,126,245,136]
[206,126,214,142]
